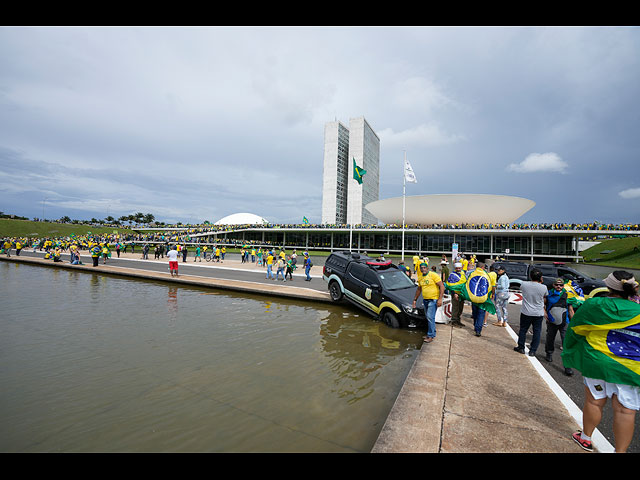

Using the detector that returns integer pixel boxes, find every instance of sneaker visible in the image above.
[514,346,525,354]
[545,353,553,362]
[572,431,593,452]
[564,368,574,376]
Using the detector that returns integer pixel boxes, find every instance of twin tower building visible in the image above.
[321,116,380,226]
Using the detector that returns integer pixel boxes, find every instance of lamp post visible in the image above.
[41,197,47,222]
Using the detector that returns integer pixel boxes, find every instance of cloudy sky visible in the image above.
[1,26,639,225]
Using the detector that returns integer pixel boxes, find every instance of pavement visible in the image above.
[372,306,615,453]
[0,250,618,453]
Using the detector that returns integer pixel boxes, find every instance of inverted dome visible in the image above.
[214,212,269,225]
[365,194,535,225]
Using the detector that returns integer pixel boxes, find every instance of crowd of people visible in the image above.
[403,250,640,453]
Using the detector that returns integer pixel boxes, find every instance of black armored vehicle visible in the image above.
[322,251,426,329]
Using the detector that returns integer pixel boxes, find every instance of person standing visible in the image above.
[448,262,466,328]
[90,243,101,267]
[304,253,312,281]
[544,278,573,376]
[194,245,202,262]
[15,239,22,256]
[167,246,180,277]
[182,245,188,263]
[562,270,640,453]
[493,265,510,327]
[514,268,548,356]
[412,262,444,343]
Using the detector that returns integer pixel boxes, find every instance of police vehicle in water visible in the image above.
[322,251,426,329]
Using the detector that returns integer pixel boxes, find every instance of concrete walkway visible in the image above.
[372,306,614,453]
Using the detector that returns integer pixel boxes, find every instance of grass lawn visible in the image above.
[0,218,129,239]
[581,236,640,270]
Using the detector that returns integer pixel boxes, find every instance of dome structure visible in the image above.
[365,194,535,225]
[214,212,269,225]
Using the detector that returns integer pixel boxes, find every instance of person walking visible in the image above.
[562,270,640,453]
[544,278,573,376]
[285,255,295,281]
[412,261,444,343]
[276,256,286,281]
[194,245,202,262]
[514,268,548,356]
[266,251,275,280]
[493,265,510,327]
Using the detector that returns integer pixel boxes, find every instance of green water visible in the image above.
[0,262,423,452]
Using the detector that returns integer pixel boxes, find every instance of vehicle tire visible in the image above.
[382,311,400,329]
[329,281,343,301]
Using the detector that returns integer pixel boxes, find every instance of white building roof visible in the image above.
[365,194,535,225]
[214,212,269,225]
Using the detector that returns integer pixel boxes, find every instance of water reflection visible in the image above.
[0,263,421,452]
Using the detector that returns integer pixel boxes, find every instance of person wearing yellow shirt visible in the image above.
[462,257,469,274]
[265,251,275,280]
[412,255,421,274]
[412,262,444,343]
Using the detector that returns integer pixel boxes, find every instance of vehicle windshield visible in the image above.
[377,270,416,290]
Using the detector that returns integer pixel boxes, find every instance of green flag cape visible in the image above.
[353,158,366,184]
[445,269,496,315]
[562,296,640,387]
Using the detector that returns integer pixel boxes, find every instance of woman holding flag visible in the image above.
[562,270,640,453]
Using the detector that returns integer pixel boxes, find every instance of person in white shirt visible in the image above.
[167,246,180,277]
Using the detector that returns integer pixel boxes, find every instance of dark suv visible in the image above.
[492,261,608,297]
[322,251,425,329]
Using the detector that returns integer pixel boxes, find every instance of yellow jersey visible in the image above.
[417,271,442,300]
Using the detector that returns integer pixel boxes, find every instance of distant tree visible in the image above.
[60,216,71,223]
[143,213,155,224]
[105,216,114,223]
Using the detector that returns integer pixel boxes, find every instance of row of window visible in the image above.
[209,231,576,256]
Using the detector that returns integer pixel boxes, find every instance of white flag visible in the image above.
[404,159,417,183]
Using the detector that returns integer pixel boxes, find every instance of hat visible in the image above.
[553,278,564,285]
[454,262,462,268]
[497,265,505,271]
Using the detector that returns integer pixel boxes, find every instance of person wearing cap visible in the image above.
[562,270,640,453]
[544,278,573,376]
[493,265,510,327]
[412,261,444,343]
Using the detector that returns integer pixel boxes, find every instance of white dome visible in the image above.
[214,212,269,225]
[365,194,535,225]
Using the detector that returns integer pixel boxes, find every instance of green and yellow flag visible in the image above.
[562,297,640,387]
[353,158,366,184]
[303,216,310,225]
[445,268,496,315]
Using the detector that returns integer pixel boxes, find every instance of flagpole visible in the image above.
[402,150,406,262]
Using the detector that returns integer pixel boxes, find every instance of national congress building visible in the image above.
[321,116,380,225]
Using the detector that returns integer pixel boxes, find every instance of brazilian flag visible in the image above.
[445,268,496,315]
[562,297,640,387]
[353,158,366,185]
[564,280,585,308]
[303,216,310,225]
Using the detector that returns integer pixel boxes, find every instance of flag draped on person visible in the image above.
[445,268,496,314]
[562,296,640,387]
[353,158,366,184]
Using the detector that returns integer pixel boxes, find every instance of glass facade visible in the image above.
[202,229,583,259]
